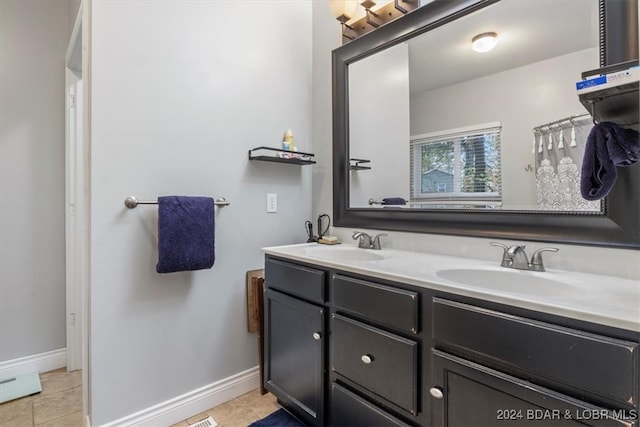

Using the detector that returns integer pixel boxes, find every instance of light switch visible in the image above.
[267,193,277,213]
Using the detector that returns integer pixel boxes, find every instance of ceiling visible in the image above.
[408,0,599,94]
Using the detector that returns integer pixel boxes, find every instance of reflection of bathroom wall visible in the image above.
[349,43,410,207]
[410,47,597,210]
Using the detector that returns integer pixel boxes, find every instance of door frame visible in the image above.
[65,1,91,424]
[65,0,85,375]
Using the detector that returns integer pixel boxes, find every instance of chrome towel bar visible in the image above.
[124,196,230,209]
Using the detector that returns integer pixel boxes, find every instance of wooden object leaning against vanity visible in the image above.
[262,243,640,427]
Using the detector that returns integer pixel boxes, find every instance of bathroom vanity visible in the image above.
[262,244,640,427]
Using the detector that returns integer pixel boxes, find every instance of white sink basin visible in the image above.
[304,246,385,262]
[436,267,579,297]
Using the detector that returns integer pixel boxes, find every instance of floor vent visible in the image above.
[188,416,217,427]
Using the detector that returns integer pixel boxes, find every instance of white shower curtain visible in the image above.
[534,117,600,211]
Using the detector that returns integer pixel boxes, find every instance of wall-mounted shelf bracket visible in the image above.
[349,158,371,170]
[248,146,316,165]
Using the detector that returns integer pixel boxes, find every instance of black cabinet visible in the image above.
[329,272,424,425]
[263,257,327,425]
[431,298,639,427]
[431,350,630,427]
[263,255,640,427]
[331,383,411,427]
[331,314,419,414]
[264,289,325,425]
[432,298,639,411]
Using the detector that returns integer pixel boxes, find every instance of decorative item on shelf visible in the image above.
[248,146,316,165]
[349,158,371,170]
[282,129,294,151]
[330,0,418,44]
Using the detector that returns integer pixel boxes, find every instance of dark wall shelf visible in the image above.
[249,146,316,166]
[578,60,639,127]
[349,158,371,170]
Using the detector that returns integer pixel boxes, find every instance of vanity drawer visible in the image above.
[331,314,418,414]
[332,274,419,333]
[331,383,410,427]
[265,258,325,303]
[433,298,639,408]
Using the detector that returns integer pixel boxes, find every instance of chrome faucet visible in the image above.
[490,242,558,272]
[352,231,388,250]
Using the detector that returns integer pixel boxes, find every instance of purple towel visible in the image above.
[580,122,639,201]
[382,197,407,205]
[156,196,215,273]
[249,409,303,427]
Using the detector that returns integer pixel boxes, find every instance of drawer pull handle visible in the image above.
[312,332,321,341]
[429,387,444,399]
[361,354,373,364]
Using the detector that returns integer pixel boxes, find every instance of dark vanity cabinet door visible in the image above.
[431,350,630,427]
[264,288,325,425]
[431,298,639,427]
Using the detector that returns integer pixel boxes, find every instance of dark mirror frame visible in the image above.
[332,0,640,249]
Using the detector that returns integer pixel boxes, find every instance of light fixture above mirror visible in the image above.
[330,0,419,43]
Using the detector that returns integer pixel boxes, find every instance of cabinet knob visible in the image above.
[429,387,444,399]
[361,354,373,364]
[312,332,321,340]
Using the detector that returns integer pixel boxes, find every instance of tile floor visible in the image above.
[171,389,281,427]
[0,368,279,427]
[0,368,82,427]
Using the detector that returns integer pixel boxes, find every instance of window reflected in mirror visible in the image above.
[410,122,501,208]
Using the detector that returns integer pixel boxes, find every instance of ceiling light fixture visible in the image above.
[471,32,498,53]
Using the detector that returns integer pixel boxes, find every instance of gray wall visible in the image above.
[0,0,70,362]
[88,1,312,424]
[349,43,410,207]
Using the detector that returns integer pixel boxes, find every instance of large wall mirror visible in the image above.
[333,0,640,248]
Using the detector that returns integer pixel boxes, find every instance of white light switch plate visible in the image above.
[267,193,277,213]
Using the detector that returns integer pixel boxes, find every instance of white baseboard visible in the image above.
[99,366,260,427]
[0,348,67,380]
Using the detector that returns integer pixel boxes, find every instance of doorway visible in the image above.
[65,1,89,423]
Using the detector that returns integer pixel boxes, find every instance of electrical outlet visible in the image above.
[267,193,277,213]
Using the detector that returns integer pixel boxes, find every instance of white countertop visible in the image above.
[263,243,640,333]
